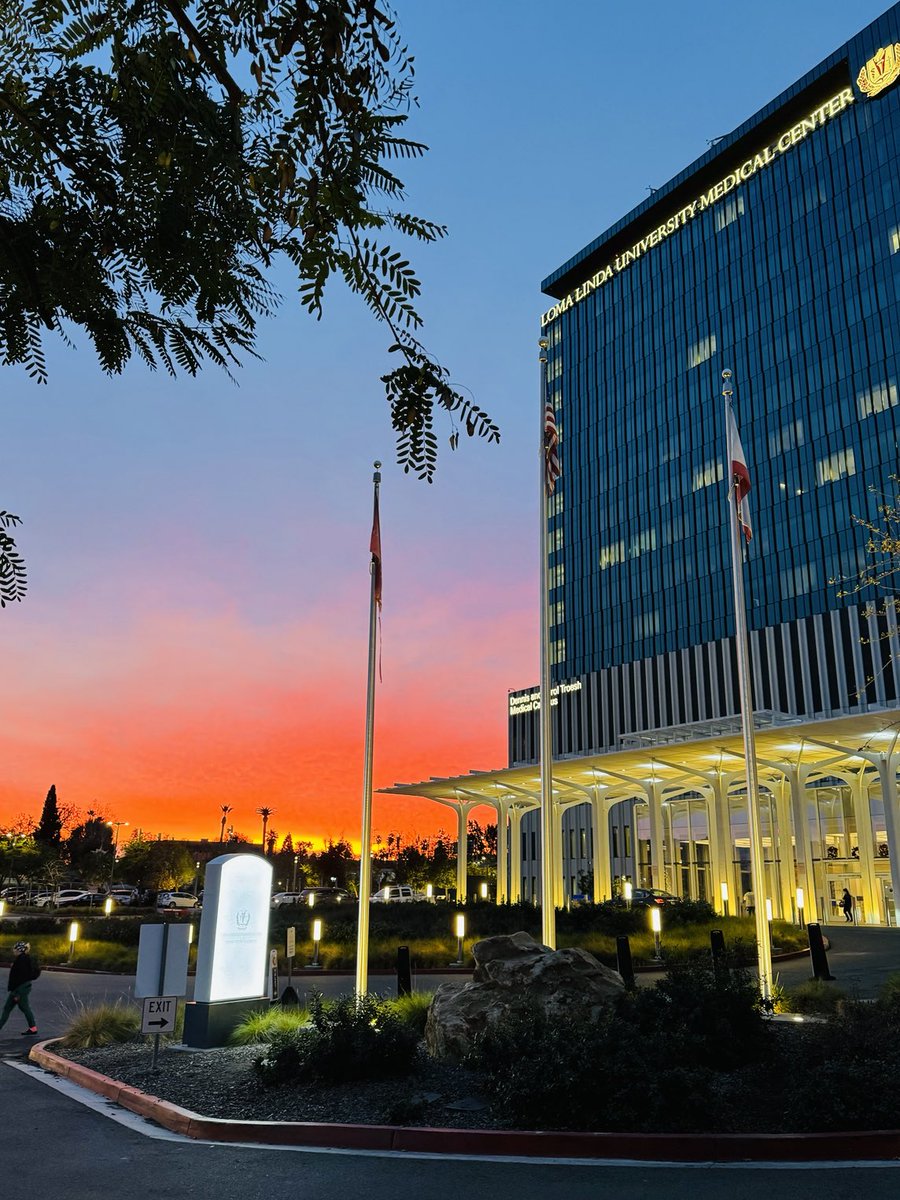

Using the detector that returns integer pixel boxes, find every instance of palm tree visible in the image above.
[219,805,233,843]
[256,807,274,853]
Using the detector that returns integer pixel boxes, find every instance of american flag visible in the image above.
[544,400,560,496]
[726,404,752,543]
[370,490,382,607]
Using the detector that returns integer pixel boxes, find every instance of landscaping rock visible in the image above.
[424,931,625,1061]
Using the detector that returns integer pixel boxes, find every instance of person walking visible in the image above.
[743,890,755,916]
[0,941,39,1036]
[840,887,854,923]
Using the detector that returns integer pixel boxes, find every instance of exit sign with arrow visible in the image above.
[141,995,177,1035]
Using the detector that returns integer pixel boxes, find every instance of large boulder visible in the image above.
[424,931,624,1062]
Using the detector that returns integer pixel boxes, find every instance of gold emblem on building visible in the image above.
[857,43,900,97]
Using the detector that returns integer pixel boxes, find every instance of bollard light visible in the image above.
[720,881,729,917]
[104,897,113,916]
[453,913,465,965]
[624,881,633,907]
[187,922,194,945]
[426,884,434,901]
[0,900,5,918]
[308,891,316,908]
[310,918,322,968]
[650,905,662,960]
[480,882,488,900]
[765,898,773,923]
[68,921,80,962]
[796,887,805,928]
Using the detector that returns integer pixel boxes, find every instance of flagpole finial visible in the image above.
[373,460,382,482]
[722,369,733,400]
[538,336,548,363]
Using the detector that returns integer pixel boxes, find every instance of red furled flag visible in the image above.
[726,404,752,543]
[544,400,560,496]
[370,490,382,607]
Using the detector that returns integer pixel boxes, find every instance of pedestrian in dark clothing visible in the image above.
[0,941,39,1035]
[840,888,854,923]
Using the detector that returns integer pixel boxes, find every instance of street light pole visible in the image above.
[106,820,128,888]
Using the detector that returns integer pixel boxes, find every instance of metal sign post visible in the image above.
[152,924,168,1071]
[269,948,279,1002]
[286,927,295,990]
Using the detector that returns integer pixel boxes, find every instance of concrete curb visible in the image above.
[27,1039,900,1161]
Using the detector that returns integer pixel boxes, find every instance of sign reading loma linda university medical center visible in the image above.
[541,41,900,330]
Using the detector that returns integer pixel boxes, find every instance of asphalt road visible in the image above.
[1,1058,900,1199]
[1,929,900,1195]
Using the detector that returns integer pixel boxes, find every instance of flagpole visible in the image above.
[722,369,773,1002]
[355,460,381,998]
[538,337,556,949]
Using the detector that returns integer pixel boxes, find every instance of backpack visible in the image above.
[30,958,41,981]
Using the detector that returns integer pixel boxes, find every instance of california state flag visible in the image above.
[726,405,752,543]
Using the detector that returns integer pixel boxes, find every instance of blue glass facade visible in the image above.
[542,9,900,685]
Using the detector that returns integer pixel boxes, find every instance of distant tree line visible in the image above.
[1,783,498,896]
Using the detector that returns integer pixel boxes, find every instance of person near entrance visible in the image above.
[0,941,40,1036]
[841,888,854,923]
[743,890,755,916]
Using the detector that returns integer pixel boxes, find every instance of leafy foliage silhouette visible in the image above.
[0,0,499,480]
[0,512,26,605]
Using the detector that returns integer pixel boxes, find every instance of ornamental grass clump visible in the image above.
[230,1005,311,1045]
[253,993,418,1087]
[57,999,141,1049]
[780,979,847,1015]
[385,990,435,1035]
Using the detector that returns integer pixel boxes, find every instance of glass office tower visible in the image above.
[388,10,900,926]
[511,5,900,767]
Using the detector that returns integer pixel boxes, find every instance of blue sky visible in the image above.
[0,1,891,844]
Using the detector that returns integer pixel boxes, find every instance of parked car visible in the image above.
[298,887,351,905]
[108,886,138,905]
[33,888,92,908]
[630,888,679,908]
[271,891,305,907]
[370,885,424,904]
[156,891,200,910]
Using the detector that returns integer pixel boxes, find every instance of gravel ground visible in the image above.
[58,1041,498,1129]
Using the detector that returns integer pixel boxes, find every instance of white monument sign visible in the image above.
[193,853,273,1003]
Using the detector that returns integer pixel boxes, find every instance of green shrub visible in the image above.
[468,960,771,1132]
[57,1000,141,1048]
[877,971,900,1004]
[469,998,736,1133]
[253,993,418,1086]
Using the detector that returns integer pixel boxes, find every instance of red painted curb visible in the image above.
[26,1040,900,1161]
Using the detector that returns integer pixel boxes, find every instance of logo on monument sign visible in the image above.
[236,909,251,929]
[857,43,900,97]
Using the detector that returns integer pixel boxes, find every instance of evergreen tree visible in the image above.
[34,783,62,847]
